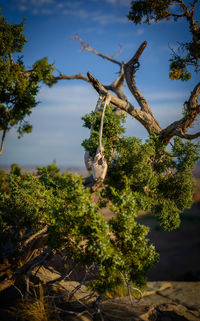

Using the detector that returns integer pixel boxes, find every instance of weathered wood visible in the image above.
[47,35,200,146]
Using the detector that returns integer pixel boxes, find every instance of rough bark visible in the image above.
[87,72,162,135]
[0,225,49,292]
[53,72,89,83]
[159,82,200,143]
[53,36,199,145]
[0,129,6,156]
[71,35,122,66]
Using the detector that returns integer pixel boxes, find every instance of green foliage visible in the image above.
[1,7,200,297]
[1,134,199,293]
[103,134,200,231]
[82,105,200,236]
[107,137,155,193]
[0,165,157,293]
[31,57,55,85]
[0,14,26,55]
[169,57,192,81]
[128,0,200,80]
[37,161,60,178]
[82,104,126,161]
[11,163,22,176]
[128,0,171,24]
[0,12,54,148]
[0,168,6,190]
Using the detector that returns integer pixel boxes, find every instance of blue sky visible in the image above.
[0,0,199,168]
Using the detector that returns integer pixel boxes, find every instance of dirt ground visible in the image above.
[99,199,200,282]
[139,202,200,281]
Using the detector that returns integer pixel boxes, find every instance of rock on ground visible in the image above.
[34,267,200,321]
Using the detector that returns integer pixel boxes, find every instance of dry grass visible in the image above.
[105,284,143,301]
[9,284,58,321]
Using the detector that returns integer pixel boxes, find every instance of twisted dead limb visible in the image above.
[87,71,162,135]
[52,35,199,146]
[0,129,6,156]
[159,82,200,143]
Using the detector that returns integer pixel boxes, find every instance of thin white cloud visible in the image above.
[18,5,27,11]
[36,84,189,130]
[125,90,189,106]
[91,13,127,25]
[37,84,98,114]
[76,26,103,34]
[136,28,145,36]
[57,1,81,9]
[30,0,54,6]
[61,8,128,25]
[145,91,189,101]
[16,0,129,25]
[3,82,198,168]
[91,13,128,25]
[104,0,131,6]
[18,0,55,6]
[106,0,117,3]
[41,8,54,14]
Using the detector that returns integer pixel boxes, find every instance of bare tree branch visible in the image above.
[111,44,123,58]
[46,263,75,285]
[166,12,186,18]
[188,82,200,109]
[159,113,200,143]
[87,72,162,135]
[53,72,89,83]
[159,82,200,143]
[15,249,50,276]
[176,0,197,32]
[177,0,192,18]
[190,0,198,18]
[192,0,199,11]
[111,63,125,89]
[8,52,14,65]
[50,36,199,146]
[71,35,122,66]
[177,131,200,140]
[124,42,153,114]
[22,225,48,248]
[104,63,128,102]
[0,129,7,156]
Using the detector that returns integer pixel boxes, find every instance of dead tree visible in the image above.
[53,35,200,148]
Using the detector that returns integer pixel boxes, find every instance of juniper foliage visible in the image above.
[0,11,54,148]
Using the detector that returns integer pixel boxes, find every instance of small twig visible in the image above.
[8,52,14,65]
[13,284,24,299]
[15,249,50,275]
[68,271,88,301]
[0,129,7,156]
[53,72,89,83]
[111,44,123,58]
[23,225,48,248]
[127,284,143,302]
[92,295,105,321]
[72,35,122,66]
[46,262,76,285]
[55,306,92,317]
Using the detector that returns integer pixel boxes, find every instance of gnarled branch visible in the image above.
[51,36,199,146]
[124,41,154,115]
[0,129,7,156]
[178,131,200,140]
[72,35,122,66]
[87,72,162,135]
[53,72,89,83]
[105,63,127,102]
[160,82,200,143]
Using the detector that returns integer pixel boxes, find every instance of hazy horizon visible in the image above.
[0,0,199,168]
